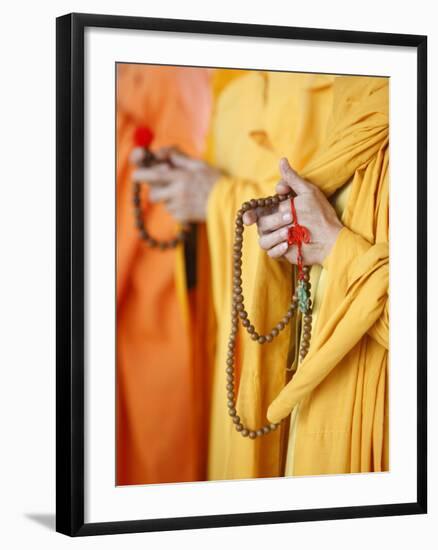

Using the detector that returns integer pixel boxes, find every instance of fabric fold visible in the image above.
[267,228,389,423]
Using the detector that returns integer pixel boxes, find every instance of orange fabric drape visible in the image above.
[116,65,212,485]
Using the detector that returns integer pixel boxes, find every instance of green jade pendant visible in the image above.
[297,278,311,314]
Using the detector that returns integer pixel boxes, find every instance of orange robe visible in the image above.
[116,65,212,485]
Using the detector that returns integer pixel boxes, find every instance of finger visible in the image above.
[258,208,293,234]
[243,201,281,225]
[279,158,313,195]
[242,209,258,225]
[148,184,174,203]
[130,147,146,165]
[133,166,177,184]
[275,179,292,195]
[169,150,203,170]
[267,241,289,259]
[155,146,181,161]
[259,226,289,250]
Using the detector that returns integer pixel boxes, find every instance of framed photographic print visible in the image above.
[56,12,427,536]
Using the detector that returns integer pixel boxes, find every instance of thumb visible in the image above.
[169,150,203,170]
[279,158,312,195]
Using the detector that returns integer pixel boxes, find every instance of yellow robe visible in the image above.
[206,71,389,479]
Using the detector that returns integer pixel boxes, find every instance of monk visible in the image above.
[116,64,212,485]
[137,70,389,479]
[206,72,389,478]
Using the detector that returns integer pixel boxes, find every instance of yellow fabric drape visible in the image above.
[284,177,353,475]
[205,71,389,479]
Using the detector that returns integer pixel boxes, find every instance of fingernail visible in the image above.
[282,212,292,222]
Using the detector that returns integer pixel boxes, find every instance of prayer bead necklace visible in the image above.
[226,193,313,439]
[133,181,190,249]
[132,125,189,249]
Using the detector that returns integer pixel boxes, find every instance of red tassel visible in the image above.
[134,126,154,148]
[287,224,310,247]
[287,197,311,279]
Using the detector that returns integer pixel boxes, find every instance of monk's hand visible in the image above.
[243,158,343,266]
[133,149,221,222]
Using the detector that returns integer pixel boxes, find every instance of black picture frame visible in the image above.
[56,12,427,537]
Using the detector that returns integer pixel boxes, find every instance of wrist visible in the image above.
[321,221,343,264]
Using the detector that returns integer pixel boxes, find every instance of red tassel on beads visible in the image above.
[287,197,311,279]
[134,126,154,148]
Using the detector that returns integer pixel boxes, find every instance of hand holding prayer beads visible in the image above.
[245,158,343,266]
[133,145,221,224]
[131,126,190,249]
[226,192,313,439]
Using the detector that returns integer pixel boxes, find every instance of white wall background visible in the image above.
[0,1,434,548]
